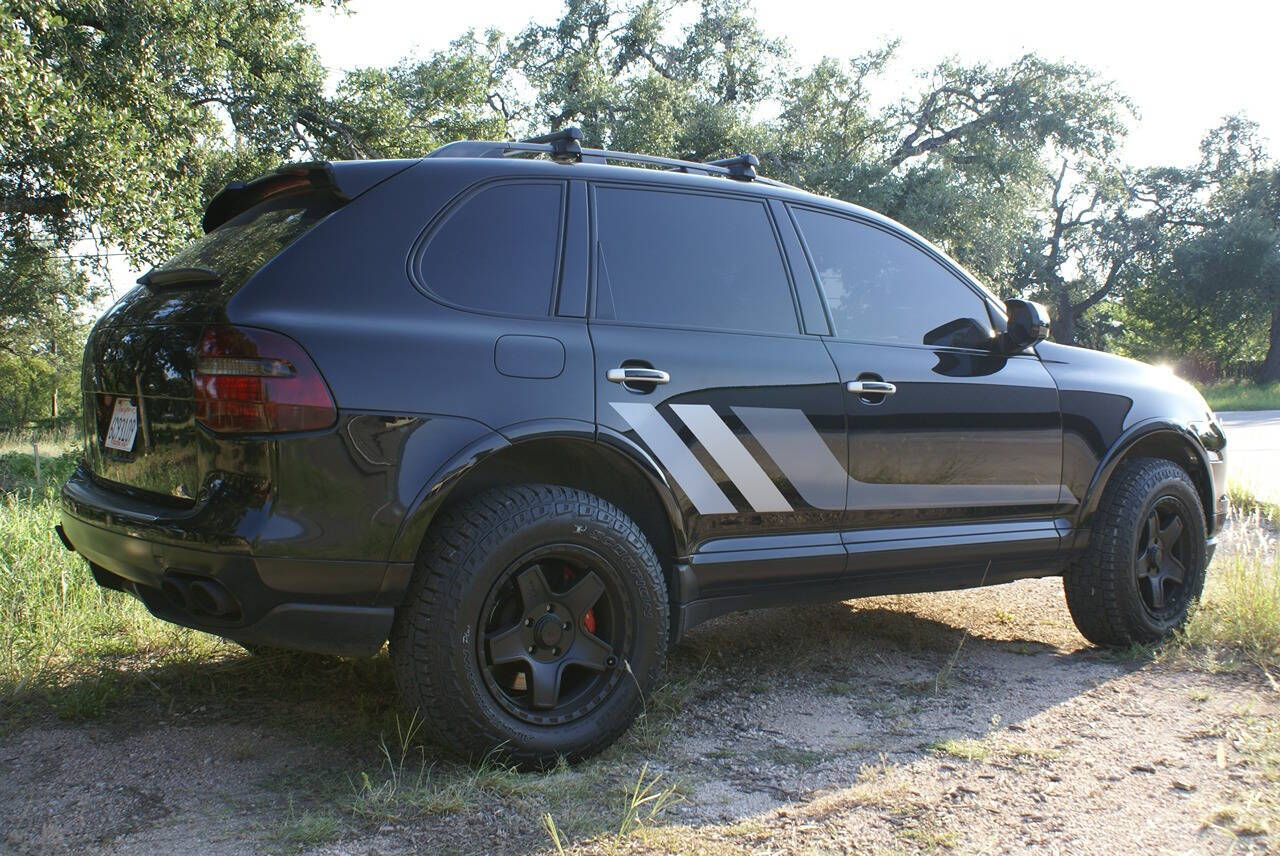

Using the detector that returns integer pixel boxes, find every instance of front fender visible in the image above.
[1072,418,1223,546]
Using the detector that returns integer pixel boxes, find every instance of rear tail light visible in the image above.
[194,326,336,433]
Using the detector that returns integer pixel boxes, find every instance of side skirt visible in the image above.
[671,520,1072,642]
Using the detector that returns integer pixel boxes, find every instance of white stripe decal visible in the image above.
[670,404,792,512]
[733,406,848,510]
[611,402,735,515]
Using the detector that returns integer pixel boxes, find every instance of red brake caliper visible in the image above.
[562,565,597,634]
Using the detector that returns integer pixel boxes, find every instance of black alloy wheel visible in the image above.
[390,484,668,766]
[479,547,627,725]
[1134,496,1194,620]
[1063,457,1208,647]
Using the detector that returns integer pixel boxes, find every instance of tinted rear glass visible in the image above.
[155,190,339,291]
[417,182,564,316]
[594,186,797,334]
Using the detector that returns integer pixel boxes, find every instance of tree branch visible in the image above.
[296,110,380,160]
[1070,256,1125,315]
[0,194,69,218]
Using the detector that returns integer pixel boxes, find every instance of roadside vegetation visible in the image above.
[1201,380,1280,412]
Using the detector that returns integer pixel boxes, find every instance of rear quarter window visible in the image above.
[414,181,565,316]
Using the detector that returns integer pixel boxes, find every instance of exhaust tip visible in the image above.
[160,578,193,612]
[188,578,239,618]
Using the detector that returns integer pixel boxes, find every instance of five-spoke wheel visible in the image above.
[390,485,668,766]
[1134,497,1192,617]
[481,554,624,722]
[1064,457,1208,646]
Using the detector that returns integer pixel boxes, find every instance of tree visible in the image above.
[501,0,786,157]
[1116,118,1278,379]
[760,50,1128,297]
[0,0,336,269]
[0,251,95,423]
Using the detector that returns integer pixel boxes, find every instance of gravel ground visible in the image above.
[2,526,1277,855]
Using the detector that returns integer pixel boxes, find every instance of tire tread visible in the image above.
[1063,457,1206,646]
[389,484,668,764]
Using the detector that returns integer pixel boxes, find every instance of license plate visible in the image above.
[104,399,138,452]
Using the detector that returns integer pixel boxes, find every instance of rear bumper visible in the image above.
[60,467,411,657]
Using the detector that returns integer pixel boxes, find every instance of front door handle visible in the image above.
[607,367,671,385]
[846,380,897,395]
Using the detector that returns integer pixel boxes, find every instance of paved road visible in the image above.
[1218,410,1280,502]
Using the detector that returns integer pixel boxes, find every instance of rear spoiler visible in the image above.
[201,159,419,233]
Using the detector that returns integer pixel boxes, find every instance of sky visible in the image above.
[304,0,1278,169]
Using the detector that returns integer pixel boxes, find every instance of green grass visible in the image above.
[1200,380,1280,412]
[928,737,989,762]
[1182,544,1280,676]
[1228,482,1280,526]
[1172,483,1280,677]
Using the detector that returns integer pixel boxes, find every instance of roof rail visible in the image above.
[425,127,788,187]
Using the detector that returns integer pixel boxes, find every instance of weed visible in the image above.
[929,738,989,762]
[273,803,343,850]
[543,812,567,855]
[1179,516,1280,675]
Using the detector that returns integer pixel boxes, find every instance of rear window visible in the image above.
[155,190,340,291]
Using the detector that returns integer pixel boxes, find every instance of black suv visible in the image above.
[60,129,1228,764]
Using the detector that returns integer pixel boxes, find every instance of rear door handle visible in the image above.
[607,367,671,385]
[846,380,897,395]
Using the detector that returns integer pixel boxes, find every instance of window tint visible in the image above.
[156,191,339,292]
[419,182,563,315]
[594,187,797,334]
[793,208,989,346]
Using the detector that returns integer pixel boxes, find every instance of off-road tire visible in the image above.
[389,484,668,767]
[1064,457,1207,646]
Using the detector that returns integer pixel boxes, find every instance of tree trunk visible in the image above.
[1260,300,1280,383]
[1053,290,1076,345]
[49,336,58,418]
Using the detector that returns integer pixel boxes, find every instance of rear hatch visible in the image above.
[81,163,371,503]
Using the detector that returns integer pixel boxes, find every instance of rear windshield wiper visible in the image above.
[137,266,222,289]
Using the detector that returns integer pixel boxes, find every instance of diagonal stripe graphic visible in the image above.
[735,406,1073,511]
[670,404,792,512]
[611,402,735,515]
[732,406,848,511]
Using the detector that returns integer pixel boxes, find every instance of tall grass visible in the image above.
[1182,497,1280,674]
[0,446,220,720]
[1200,380,1280,412]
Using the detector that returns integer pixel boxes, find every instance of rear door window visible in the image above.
[416,181,565,316]
[593,186,798,335]
[791,207,990,347]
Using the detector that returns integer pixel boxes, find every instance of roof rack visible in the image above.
[425,127,788,187]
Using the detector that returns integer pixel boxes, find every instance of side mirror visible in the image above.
[999,299,1050,353]
[923,317,997,350]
